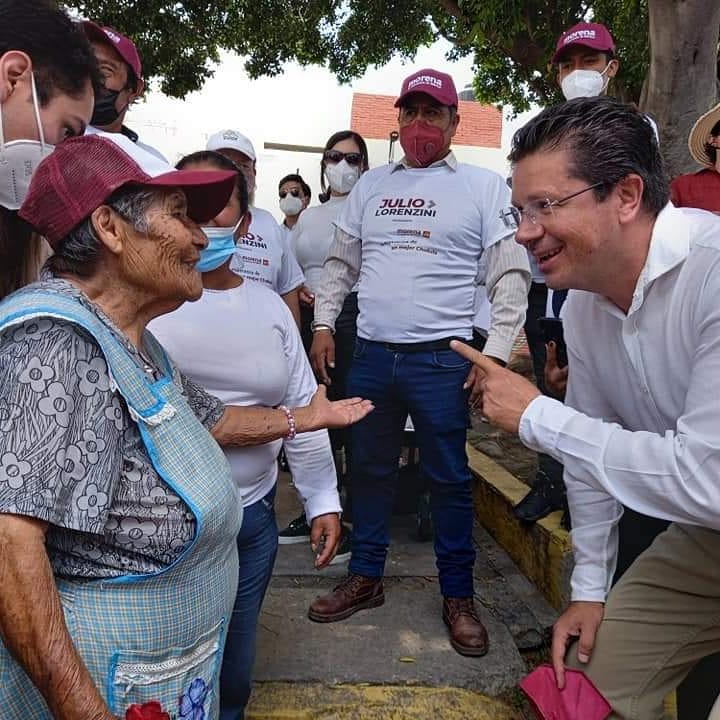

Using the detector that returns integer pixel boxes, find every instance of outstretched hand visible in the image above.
[450,340,541,434]
[307,384,374,430]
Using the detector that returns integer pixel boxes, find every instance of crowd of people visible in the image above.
[1,2,720,719]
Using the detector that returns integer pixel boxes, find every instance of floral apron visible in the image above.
[0,287,242,719]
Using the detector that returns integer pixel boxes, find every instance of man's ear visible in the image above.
[127,76,145,105]
[615,174,644,225]
[0,50,32,103]
[90,206,126,255]
[606,58,620,80]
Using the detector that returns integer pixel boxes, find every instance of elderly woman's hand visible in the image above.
[305,384,374,430]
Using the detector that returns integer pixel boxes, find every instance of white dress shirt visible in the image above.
[518,204,720,601]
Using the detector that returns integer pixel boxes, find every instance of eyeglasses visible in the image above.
[279,188,302,199]
[503,182,605,228]
[324,150,363,166]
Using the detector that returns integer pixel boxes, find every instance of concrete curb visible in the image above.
[468,444,573,611]
[247,682,521,719]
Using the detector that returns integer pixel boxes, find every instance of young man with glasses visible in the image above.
[278,173,311,237]
[453,96,720,719]
[307,68,531,657]
[207,130,305,327]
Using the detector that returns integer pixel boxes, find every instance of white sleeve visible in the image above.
[275,300,341,520]
[275,226,305,295]
[518,287,720,598]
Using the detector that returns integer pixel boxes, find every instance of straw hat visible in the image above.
[688,103,720,167]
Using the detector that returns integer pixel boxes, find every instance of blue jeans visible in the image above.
[347,338,475,598]
[219,486,278,720]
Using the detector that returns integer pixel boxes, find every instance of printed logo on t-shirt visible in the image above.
[240,232,267,249]
[374,198,437,217]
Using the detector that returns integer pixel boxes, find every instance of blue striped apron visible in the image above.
[0,287,243,719]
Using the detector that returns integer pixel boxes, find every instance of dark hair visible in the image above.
[278,173,311,202]
[0,0,102,105]
[509,96,669,216]
[703,119,720,165]
[0,1,102,300]
[319,130,369,203]
[176,150,249,217]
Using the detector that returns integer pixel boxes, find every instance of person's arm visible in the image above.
[482,234,531,363]
[276,300,342,521]
[209,386,372,448]
[0,513,116,720]
[281,288,301,328]
[312,226,362,330]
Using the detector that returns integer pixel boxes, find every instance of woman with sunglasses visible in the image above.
[278,173,311,237]
[278,130,369,548]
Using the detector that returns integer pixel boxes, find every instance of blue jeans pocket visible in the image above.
[107,621,224,717]
[431,349,470,370]
[353,338,368,360]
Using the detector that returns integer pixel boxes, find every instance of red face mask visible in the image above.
[399,121,446,167]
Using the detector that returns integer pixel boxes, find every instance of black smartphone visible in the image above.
[538,317,568,368]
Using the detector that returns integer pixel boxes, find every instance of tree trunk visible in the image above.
[640,0,720,177]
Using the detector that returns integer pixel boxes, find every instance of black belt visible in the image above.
[368,336,470,353]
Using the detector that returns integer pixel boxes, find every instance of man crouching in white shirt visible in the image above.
[452,96,720,719]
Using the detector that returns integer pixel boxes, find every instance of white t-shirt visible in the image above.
[291,195,359,293]
[232,206,305,295]
[149,281,340,518]
[336,162,513,342]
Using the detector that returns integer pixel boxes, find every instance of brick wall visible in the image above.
[350,93,502,149]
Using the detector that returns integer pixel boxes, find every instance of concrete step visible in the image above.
[468,444,573,611]
[246,474,561,717]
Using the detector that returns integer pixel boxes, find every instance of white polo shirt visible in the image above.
[232,206,305,295]
[335,161,514,342]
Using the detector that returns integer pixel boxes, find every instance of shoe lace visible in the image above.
[446,597,479,622]
[336,574,371,596]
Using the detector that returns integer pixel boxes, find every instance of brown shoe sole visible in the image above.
[443,615,490,657]
[308,593,385,623]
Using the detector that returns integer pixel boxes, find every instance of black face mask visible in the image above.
[90,87,123,127]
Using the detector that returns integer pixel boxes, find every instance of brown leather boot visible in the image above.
[308,574,384,623]
[442,597,489,657]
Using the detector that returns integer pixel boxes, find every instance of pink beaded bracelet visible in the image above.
[277,405,297,440]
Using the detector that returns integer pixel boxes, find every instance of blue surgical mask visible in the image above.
[196,217,243,272]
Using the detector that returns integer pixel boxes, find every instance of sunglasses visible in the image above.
[324,150,363,166]
[279,188,302,199]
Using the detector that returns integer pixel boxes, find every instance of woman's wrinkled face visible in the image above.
[121,188,208,303]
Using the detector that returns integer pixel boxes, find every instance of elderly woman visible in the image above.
[0,133,372,720]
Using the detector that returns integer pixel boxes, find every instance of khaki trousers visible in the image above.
[568,523,720,720]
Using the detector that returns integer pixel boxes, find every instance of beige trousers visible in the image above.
[568,523,720,720]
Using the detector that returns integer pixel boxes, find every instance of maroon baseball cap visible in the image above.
[394,68,458,108]
[19,133,237,249]
[82,20,143,80]
[552,22,615,64]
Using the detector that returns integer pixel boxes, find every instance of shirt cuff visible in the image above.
[570,566,610,603]
[518,394,578,455]
[481,335,514,364]
[303,491,342,523]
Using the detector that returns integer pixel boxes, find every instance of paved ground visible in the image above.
[248,471,557,717]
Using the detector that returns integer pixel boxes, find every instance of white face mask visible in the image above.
[560,65,610,101]
[279,194,304,217]
[325,159,360,195]
[0,74,55,210]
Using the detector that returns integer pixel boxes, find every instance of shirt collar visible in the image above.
[391,150,457,173]
[598,203,690,317]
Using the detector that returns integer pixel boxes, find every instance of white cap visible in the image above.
[206,129,256,161]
